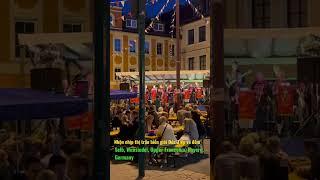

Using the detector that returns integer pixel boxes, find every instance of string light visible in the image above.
[185,0,208,24]
[111,0,207,32]
[145,0,171,33]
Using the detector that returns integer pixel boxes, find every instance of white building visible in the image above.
[181,0,320,84]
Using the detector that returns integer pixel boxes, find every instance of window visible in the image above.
[157,43,162,55]
[252,0,271,28]
[129,40,136,53]
[200,55,206,70]
[287,0,307,27]
[115,68,121,80]
[130,68,136,72]
[114,39,121,52]
[169,44,175,57]
[199,26,206,42]
[126,19,137,28]
[188,29,194,45]
[110,15,114,26]
[154,23,164,32]
[188,57,195,70]
[63,23,82,32]
[145,41,150,54]
[15,21,35,57]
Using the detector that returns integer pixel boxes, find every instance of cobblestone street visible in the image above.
[111,163,210,180]
[111,139,210,180]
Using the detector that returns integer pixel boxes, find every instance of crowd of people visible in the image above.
[0,131,92,180]
[214,133,320,180]
[110,102,207,144]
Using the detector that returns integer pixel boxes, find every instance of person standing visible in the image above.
[251,72,269,132]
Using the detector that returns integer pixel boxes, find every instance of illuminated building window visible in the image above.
[188,29,194,45]
[188,57,195,70]
[154,23,164,32]
[129,40,136,53]
[199,26,206,42]
[157,43,162,55]
[200,55,206,70]
[115,68,121,80]
[114,39,121,52]
[145,41,150,54]
[126,19,137,28]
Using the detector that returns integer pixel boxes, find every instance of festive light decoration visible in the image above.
[145,0,172,33]
[185,0,208,24]
[110,0,207,33]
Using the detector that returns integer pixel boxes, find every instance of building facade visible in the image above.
[0,0,176,89]
[181,0,320,85]
[2,0,320,88]
[0,0,91,88]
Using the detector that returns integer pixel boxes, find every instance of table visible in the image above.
[168,116,177,121]
[173,126,184,133]
[110,129,120,136]
[145,135,157,140]
[168,116,206,122]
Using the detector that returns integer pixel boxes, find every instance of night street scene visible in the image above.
[0,0,320,179]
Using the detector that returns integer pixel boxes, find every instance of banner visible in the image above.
[151,88,157,102]
[196,87,203,99]
[65,112,93,131]
[130,97,139,104]
[276,85,295,116]
[239,90,256,120]
[184,90,191,100]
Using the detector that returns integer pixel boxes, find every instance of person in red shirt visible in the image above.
[184,89,191,103]
[251,72,270,131]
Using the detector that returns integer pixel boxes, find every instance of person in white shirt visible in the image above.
[156,116,177,142]
[182,111,199,141]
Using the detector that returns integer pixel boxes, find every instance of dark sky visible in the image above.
[110,0,189,18]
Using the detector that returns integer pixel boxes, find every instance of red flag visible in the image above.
[239,90,256,120]
[277,85,295,116]
[65,112,93,131]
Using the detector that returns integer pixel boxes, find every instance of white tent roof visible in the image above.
[18,33,93,61]
[116,70,210,82]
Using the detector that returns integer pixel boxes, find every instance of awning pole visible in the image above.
[176,0,181,108]
[93,0,109,179]
[210,0,225,180]
[137,0,146,177]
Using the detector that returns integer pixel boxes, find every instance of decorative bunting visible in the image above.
[110,0,207,33]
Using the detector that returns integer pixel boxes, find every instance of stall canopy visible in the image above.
[115,70,210,83]
[18,33,93,61]
[0,89,88,121]
[110,90,137,99]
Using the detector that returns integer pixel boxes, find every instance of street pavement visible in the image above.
[111,139,211,180]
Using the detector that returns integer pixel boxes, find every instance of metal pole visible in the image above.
[93,0,109,179]
[105,1,111,179]
[137,0,146,177]
[210,0,225,180]
[176,0,181,107]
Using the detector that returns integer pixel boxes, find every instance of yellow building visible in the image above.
[0,0,176,89]
[0,0,91,88]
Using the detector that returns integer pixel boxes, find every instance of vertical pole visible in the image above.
[93,0,109,179]
[20,46,26,88]
[105,1,111,179]
[210,0,225,180]
[176,0,181,107]
[137,0,146,177]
